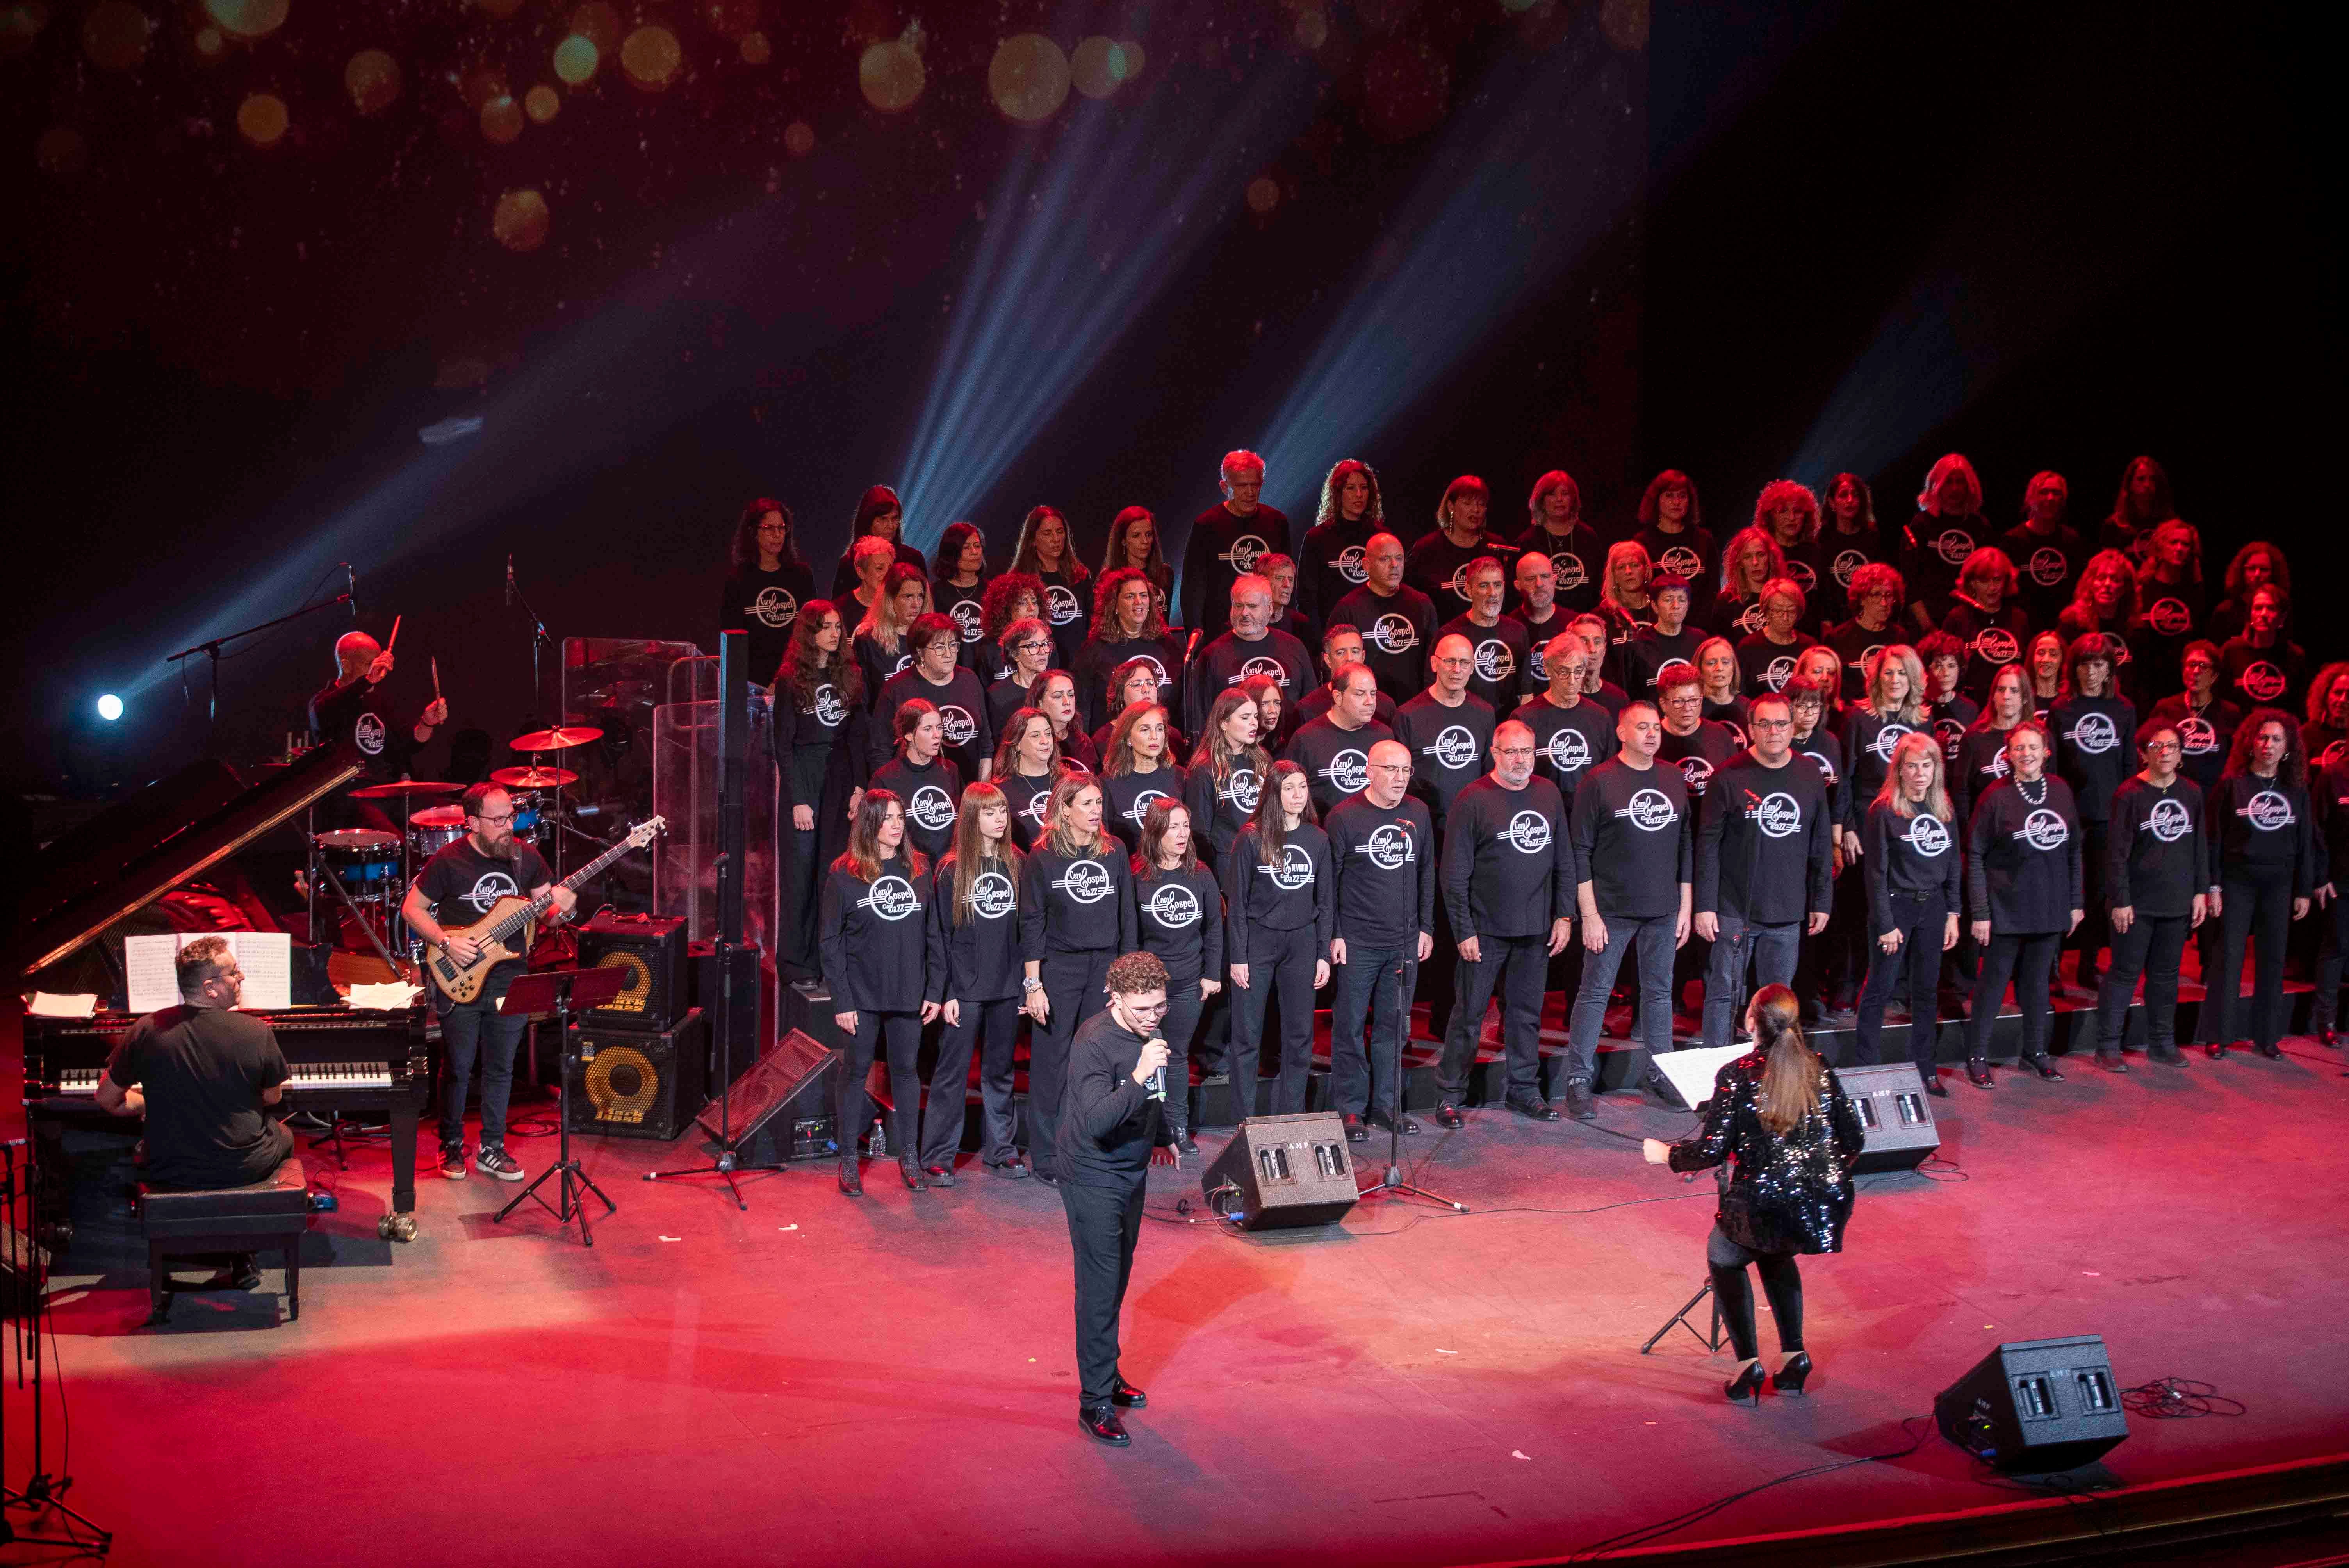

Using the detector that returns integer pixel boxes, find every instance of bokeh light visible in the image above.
[492,188,550,252]
[858,34,923,112]
[205,0,285,39]
[782,119,814,157]
[989,34,1070,125]
[1600,0,1649,51]
[346,50,402,115]
[1117,39,1144,78]
[96,694,124,722]
[739,30,769,64]
[1245,175,1281,215]
[569,1,620,52]
[237,93,289,148]
[459,64,508,109]
[0,5,49,64]
[1069,36,1122,99]
[36,124,87,179]
[552,34,598,85]
[192,25,224,62]
[704,0,757,37]
[481,94,524,144]
[80,0,148,71]
[620,25,681,90]
[524,84,560,123]
[1294,11,1328,49]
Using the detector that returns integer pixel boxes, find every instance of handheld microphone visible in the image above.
[1145,1036,1168,1101]
[506,554,515,606]
[347,563,358,618]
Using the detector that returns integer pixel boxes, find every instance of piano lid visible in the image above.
[11,742,363,978]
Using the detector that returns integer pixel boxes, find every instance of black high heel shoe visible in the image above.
[1773,1352,1813,1395]
[1724,1361,1767,1405]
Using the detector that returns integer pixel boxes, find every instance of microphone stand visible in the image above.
[1355,950,1466,1213]
[166,589,356,741]
[506,558,558,728]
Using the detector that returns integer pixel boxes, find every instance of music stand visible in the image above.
[494,966,628,1246]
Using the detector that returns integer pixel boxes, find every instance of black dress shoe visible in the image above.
[1110,1377,1148,1408]
[2205,1041,2226,1060]
[1924,1077,1949,1098]
[2031,1058,2065,1082]
[900,1156,927,1191]
[1966,1061,1994,1089]
[1563,1082,1597,1121]
[924,1164,957,1187]
[1435,1102,1465,1130]
[2149,1043,2185,1066]
[2321,1028,2341,1048]
[1078,1404,1130,1446]
[229,1254,264,1293]
[1173,1132,1200,1157]
[985,1158,1030,1180]
[1724,1362,1767,1405]
[1509,1097,1562,1123]
[2096,1050,2129,1074]
[838,1159,863,1197]
[1342,1114,1368,1144]
[1773,1352,1813,1395]
[2256,1041,2283,1060]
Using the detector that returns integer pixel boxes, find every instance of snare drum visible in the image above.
[408,804,467,861]
[316,829,403,895]
[507,791,545,843]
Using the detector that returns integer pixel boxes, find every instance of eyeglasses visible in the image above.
[1749,717,1793,731]
[1494,745,1535,758]
[471,812,515,826]
[1123,999,1169,1016]
[1017,638,1052,653]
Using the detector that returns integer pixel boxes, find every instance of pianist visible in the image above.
[94,936,295,1189]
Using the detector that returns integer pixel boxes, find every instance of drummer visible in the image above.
[309,630,449,829]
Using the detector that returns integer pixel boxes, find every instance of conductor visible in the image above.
[1060,950,1176,1447]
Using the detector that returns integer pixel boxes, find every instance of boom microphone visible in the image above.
[348,563,358,618]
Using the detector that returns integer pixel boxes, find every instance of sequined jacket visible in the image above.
[1668,1052,1865,1255]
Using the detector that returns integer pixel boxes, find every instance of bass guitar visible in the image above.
[423,816,665,1004]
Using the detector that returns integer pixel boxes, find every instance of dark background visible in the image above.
[3,0,2333,802]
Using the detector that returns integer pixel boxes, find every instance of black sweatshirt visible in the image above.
[1512,521,1606,613]
[1695,755,1834,923]
[1928,694,1979,767]
[2146,694,2243,791]
[1181,503,1292,639]
[871,666,994,783]
[1658,719,1741,802]
[1057,1007,1167,1185]
[1818,527,1894,626]
[1900,512,1984,625]
[1071,630,1185,732]
[1284,715,1395,817]
[2106,775,2212,918]
[1618,624,1706,694]
[1298,514,1379,631]
[1441,774,1576,941]
[1394,691,1496,820]
[1103,764,1183,853]
[1000,766,1056,853]
[1841,709,1923,827]
[720,561,816,685]
[1789,725,1849,831]
[1938,597,2032,702]
[936,577,989,670]
[1324,792,1438,951]
[1735,631,1817,700]
[867,754,962,866]
[1964,775,2085,930]
[1569,757,1694,921]
[1634,523,1715,589]
[931,852,1023,1001]
[2000,521,2087,628]
[1511,692,1618,805]
[1861,798,1963,932]
[1406,531,1518,620]
[820,857,936,1013]
[2205,773,2318,895]
[1438,612,1532,713]
[1219,822,1335,964]
[1134,862,1225,981]
[1183,628,1314,739]
[1182,755,1267,866]
[1951,722,2016,832]
[1327,583,1439,702]
[1019,842,1138,959]
[1824,617,1897,704]
[2051,692,2139,823]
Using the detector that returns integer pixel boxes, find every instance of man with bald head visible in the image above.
[1434,720,1575,1126]
[1326,532,1439,704]
[309,630,449,778]
[1394,633,1496,1044]
[1181,449,1292,640]
[1182,571,1314,739]
[1324,738,1437,1140]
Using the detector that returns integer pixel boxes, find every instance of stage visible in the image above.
[9,1006,2349,1567]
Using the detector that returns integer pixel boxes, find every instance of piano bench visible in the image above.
[137,1156,310,1327]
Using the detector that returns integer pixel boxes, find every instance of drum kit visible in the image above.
[306,723,604,966]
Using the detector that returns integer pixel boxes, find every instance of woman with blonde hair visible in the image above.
[1597,539,1656,649]
[1900,453,1987,633]
[1753,479,1822,620]
[852,561,930,701]
[924,781,1026,1181]
[1842,643,1928,817]
[1709,525,1788,638]
[1017,770,1137,1185]
[1644,984,1863,1403]
[1856,733,1961,1085]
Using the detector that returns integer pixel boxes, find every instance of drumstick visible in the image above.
[431,656,442,698]
[387,614,403,652]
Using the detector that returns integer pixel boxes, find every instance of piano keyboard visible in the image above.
[52,1062,396,1096]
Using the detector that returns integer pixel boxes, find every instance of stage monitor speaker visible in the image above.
[691,939,761,1090]
[696,1027,839,1158]
[1201,1112,1358,1232]
[576,914,690,1032]
[1643,1043,1749,1110]
[1838,1062,1943,1173]
[564,1009,706,1141]
[1935,1335,2129,1474]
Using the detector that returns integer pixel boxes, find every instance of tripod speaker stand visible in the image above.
[494,966,628,1246]
[1352,953,1466,1214]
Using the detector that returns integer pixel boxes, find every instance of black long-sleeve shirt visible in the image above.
[2147,694,2243,791]
[1298,515,1379,631]
[1394,691,1496,821]
[1569,757,1693,920]
[1789,725,1849,832]
[1071,630,1186,733]
[1326,584,1438,702]
[1283,715,1395,817]
[1823,617,1896,704]
[1938,597,2031,702]
[1406,530,1518,620]
[931,853,1023,1001]
[1634,523,1714,589]
[1183,628,1313,739]
[1951,721,2015,832]
[820,858,936,1013]
[2106,775,2212,918]
[720,561,816,686]
[867,754,962,866]
[1512,520,1605,613]
[1927,694,1979,768]
[871,666,994,783]
[1180,503,1292,639]
[1618,624,1706,695]
[1658,719,1741,802]
[1861,798,1963,932]
[2000,521,2087,628]
[1734,631,1817,700]
[1103,764,1183,853]
[1134,862,1224,981]
[1695,755,1834,924]
[1899,511,1984,626]
[2050,692,2139,823]
[1182,755,1266,866]
[1324,792,1437,951]
[2205,773,2318,896]
[1018,842,1137,960]
[2312,759,2349,892]
[1964,776,2085,930]
[1057,1007,1168,1184]
[1219,822,1335,964]
[1441,775,1575,941]
[1438,613,1532,713]
[1511,692,1618,805]
[1000,766,1056,853]
[1841,708,1922,827]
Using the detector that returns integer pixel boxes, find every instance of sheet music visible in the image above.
[26,992,100,1018]
[346,981,423,1011]
[122,934,182,1012]
[121,931,293,1012]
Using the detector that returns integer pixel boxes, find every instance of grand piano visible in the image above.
[14,743,430,1242]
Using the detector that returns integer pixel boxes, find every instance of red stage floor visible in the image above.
[7,1021,2349,1566]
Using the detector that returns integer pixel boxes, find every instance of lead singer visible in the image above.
[1060,950,1177,1447]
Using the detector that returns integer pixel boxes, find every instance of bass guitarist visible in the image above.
[400,782,577,1183]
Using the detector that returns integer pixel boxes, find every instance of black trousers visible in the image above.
[2098,912,2190,1051]
[1157,969,1205,1138]
[1855,889,1947,1071]
[2073,820,2112,981]
[1229,922,1321,1119]
[1707,1225,1805,1361]
[924,994,1021,1169]
[786,825,822,974]
[2205,870,2294,1051]
[1329,945,1418,1119]
[1029,950,1113,1179]
[1061,1174,1146,1408]
[1437,933,1548,1102]
[1967,930,2061,1065]
[2314,891,2349,1032]
[836,1009,923,1158]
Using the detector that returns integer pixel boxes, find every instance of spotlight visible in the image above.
[96,693,125,722]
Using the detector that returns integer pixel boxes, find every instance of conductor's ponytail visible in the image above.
[1750,984,1823,1135]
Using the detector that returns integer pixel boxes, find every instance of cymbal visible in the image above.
[347,779,463,799]
[409,805,467,829]
[491,765,579,789]
[315,828,402,850]
[510,725,602,752]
